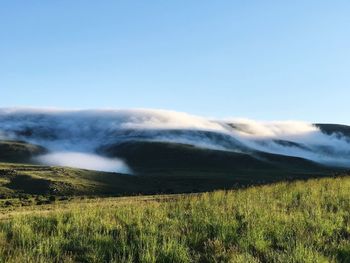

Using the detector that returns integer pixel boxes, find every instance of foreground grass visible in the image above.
[0,177,349,263]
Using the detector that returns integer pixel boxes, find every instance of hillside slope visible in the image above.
[316,123,350,138]
[0,154,338,201]
[100,140,328,175]
[0,176,348,262]
[0,140,47,163]
[0,135,344,200]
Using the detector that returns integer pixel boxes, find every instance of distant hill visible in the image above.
[316,123,350,138]
[100,140,327,175]
[0,140,47,163]
[0,109,350,197]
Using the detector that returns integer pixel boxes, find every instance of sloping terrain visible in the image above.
[100,140,330,176]
[0,176,348,262]
[317,123,350,138]
[0,159,336,201]
[0,111,349,262]
[0,110,350,199]
[0,140,47,163]
[0,137,343,199]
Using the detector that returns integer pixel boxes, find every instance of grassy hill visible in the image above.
[0,140,47,163]
[0,157,339,203]
[0,176,348,262]
[0,133,349,262]
[101,140,333,175]
[0,139,342,202]
[0,135,346,200]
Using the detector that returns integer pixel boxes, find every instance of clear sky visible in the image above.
[1,1,349,123]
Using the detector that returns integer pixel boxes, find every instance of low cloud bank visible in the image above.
[228,119,350,166]
[35,152,131,173]
[0,108,350,169]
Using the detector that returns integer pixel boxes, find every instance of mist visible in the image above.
[0,108,350,169]
[228,119,350,166]
[35,152,131,173]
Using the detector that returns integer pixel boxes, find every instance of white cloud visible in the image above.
[0,108,350,168]
[36,152,131,174]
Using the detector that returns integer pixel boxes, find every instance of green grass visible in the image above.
[1,161,337,201]
[0,176,349,262]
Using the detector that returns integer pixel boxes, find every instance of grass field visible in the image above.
[0,176,349,263]
[1,160,337,203]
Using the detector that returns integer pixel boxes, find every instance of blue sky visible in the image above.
[1,1,349,123]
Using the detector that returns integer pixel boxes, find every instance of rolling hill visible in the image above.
[0,140,47,163]
[0,139,340,200]
[0,109,350,198]
[0,110,349,262]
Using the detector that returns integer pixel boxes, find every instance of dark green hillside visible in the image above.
[0,138,341,199]
[0,140,47,163]
[0,159,336,201]
[100,141,272,172]
[100,140,329,175]
[0,163,142,198]
[316,123,350,138]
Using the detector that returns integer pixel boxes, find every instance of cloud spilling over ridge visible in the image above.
[227,119,350,166]
[229,119,318,138]
[0,108,350,168]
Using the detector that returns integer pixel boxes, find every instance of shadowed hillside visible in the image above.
[316,123,350,138]
[0,138,343,200]
[0,140,47,163]
[0,115,350,198]
[100,140,331,175]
